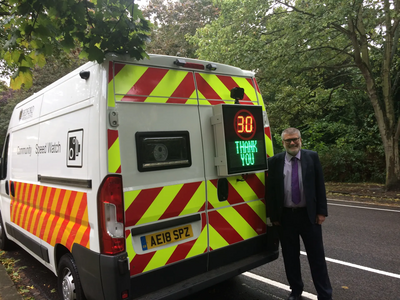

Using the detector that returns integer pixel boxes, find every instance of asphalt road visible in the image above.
[4,199,400,300]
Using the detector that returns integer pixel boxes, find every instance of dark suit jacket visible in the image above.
[267,149,328,224]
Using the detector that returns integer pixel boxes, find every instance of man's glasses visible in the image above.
[283,137,300,144]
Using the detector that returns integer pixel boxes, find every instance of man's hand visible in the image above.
[316,214,326,225]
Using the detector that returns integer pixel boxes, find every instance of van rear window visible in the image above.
[135,131,191,172]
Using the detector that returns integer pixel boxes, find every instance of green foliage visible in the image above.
[319,145,385,183]
[0,0,151,89]
[142,0,219,58]
[193,0,399,185]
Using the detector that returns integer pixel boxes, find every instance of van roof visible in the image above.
[14,54,255,111]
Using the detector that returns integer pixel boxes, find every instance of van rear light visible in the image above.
[98,175,125,255]
[174,59,205,70]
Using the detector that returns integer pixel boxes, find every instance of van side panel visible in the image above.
[5,96,43,263]
[10,182,90,251]
[4,63,99,275]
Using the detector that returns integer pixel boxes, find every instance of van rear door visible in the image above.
[107,62,209,295]
[195,72,269,269]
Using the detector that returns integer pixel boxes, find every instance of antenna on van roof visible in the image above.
[230,87,244,104]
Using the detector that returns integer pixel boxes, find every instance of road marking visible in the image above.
[243,272,317,300]
[244,200,400,298]
[328,201,400,213]
[300,251,400,279]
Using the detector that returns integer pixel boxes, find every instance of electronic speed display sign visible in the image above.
[211,104,267,176]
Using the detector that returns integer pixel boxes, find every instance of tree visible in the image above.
[142,0,219,58]
[193,0,400,190]
[0,0,151,89]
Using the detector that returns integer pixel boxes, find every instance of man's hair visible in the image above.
[281,127,301,139]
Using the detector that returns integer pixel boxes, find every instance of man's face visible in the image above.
[282,133,302,156]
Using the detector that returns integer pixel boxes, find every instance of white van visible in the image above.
[0,54,278,300]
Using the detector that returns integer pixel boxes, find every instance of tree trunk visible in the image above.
[381,134,400,191]
[348,10,400,191]
[366,86,400,191]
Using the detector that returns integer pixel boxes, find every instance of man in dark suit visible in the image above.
[267,127,332,300]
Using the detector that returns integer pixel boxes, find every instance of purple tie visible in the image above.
[291,157,301,205]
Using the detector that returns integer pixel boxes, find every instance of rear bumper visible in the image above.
[136,249,278,300]
[132,232,279,299]
[72,244,130,300]
[72,229,279,300]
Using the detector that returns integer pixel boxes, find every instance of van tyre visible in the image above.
[57,253,86,300]
[0,212,10,250]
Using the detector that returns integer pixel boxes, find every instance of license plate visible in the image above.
[140,224,194,251]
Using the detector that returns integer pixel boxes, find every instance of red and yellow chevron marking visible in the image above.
[124,181,206,227]
[108,63,197,105]
[265,126,274,158]
[123,174,267,275]
[207,173,266,251]
[108,129,121,173]
[10,182,90,251]
[127,215,208,276]
[252,78,274,158]
[195,73,258,105]
[124,181,207,276]
[253,77,263,105]
[107,62,261,106]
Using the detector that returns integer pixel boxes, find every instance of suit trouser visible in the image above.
[278,208,332,300]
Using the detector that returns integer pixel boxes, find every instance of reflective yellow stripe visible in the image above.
[60,190,71,216]
[107,80,115,108]
[186,91,198,105]
[258,91,264,108]
[112,65,148,102]
[42,215,55,242]
[108,137,121,173]
[136,184,182,225]
[186,226,208,258]
[124,189,141,211]
[256,171,265,183]
[227,176,259,202]
[61,222,74,246]
[60,192,84,245]
[247,200,266,222]
[50,218,64,245]
[197,90,205,99]
[143,245,177,272]
[179,181,206,216]
[71,192,84,218]
[74,208,88,243]
[209,225,229,249]
[206,181,220,208]
[232,77,258,102]
[265,134,273,157]
[36,188,52,236]
[126,232,135,263]
[198,73,230,100]
[218,207,257,239]
[149,70,188,98]
[28,185,37,207]
[29,185,44,232]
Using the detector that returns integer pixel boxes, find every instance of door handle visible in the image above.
[5,180,9,195]
[10,181,15,197]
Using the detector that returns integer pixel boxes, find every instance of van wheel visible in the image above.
[0,212,10,250]
[57,253,86,300]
